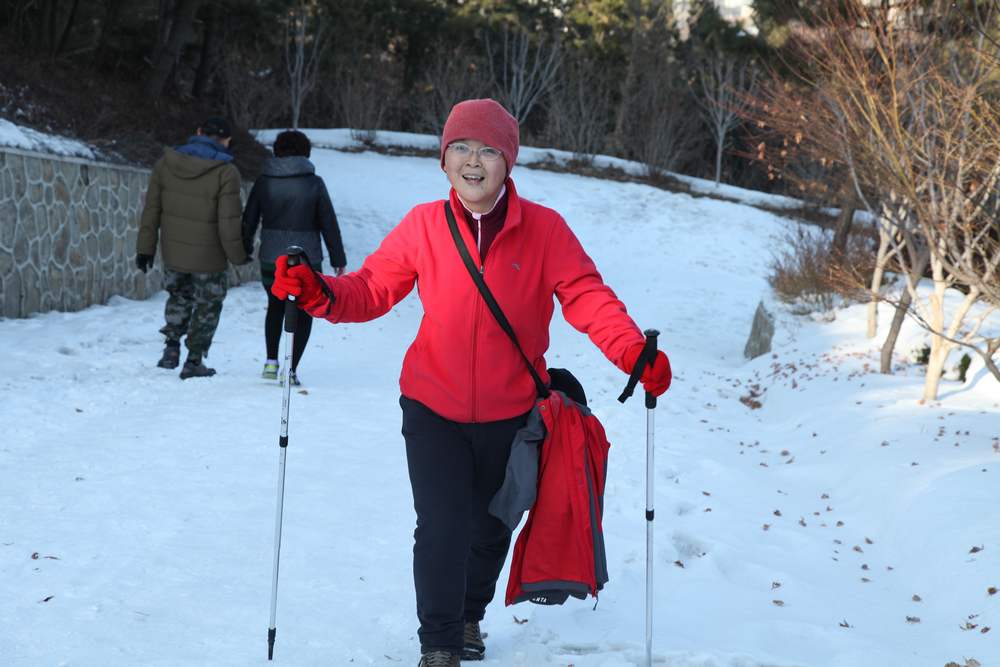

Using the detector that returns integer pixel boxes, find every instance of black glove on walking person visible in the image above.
[136,253,153,273]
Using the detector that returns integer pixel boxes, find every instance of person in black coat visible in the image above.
[242,130,347,385]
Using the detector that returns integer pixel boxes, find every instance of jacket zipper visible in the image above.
[470,215,487,421]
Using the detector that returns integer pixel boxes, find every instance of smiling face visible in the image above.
[443,139,508,213]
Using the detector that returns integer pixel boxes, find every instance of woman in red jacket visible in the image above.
[272,99,671,667]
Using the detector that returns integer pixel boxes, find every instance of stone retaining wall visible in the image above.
[0,147,258,318]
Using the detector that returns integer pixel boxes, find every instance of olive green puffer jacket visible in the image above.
[137,148,247,273]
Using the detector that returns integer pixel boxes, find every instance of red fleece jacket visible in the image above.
[305,179,645,423]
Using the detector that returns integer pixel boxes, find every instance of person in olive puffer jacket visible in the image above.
[136,116,248,379]
[241,129,347,386]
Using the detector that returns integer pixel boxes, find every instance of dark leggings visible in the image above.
[264,285,313,371]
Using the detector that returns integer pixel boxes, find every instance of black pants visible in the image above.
[263,284,312,370]
[400,396,528,654]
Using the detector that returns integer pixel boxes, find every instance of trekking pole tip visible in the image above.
[268,627,276,660]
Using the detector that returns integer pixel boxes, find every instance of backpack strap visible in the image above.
[444,201,550,399]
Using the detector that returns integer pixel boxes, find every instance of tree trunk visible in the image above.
[145,0,203,99]
[923,334,950,402]
[714,128,724,185]
[880,288,912,373]
[921,260,949,402]
[96,0,125,63]
[54,0,82,56]
[612,0,644,155]
[832,203,855,255]
[192,3,218,99]
[39,0,57,53]
[867,226,891,338]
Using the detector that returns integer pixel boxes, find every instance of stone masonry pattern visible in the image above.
[0,148,258,319]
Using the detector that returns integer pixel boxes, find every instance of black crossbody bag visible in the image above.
[444,202,588,406]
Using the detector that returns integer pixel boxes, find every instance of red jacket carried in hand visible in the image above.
[304,179,645,423]
[489,391,611,606]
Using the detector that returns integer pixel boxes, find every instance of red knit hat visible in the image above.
[440,99,519,177]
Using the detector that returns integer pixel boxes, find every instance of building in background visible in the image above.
[674,0,757,35]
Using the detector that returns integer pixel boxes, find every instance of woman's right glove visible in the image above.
[271,254,328,310]
[622,343,672,397]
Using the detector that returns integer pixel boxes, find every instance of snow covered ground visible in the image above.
[1,144,998,667]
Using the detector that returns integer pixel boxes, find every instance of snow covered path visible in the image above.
[1,149,998,667]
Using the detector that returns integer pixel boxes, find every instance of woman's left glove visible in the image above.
[271,254,328,309]
[622,343,672,397]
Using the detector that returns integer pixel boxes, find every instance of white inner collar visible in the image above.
[459,184,507,221]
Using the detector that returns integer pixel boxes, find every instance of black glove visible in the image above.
[136,253,154,273]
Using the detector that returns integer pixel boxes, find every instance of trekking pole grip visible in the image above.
[643,329,659,410]
[618,328,660,405]
[283,246,304,332]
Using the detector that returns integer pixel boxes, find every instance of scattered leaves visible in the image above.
[799,517,807,527]
[839,619,851,628]
[762,524,770,531]
[861,577,871,583]
[836,521,845,527]
[512,615,528,625]
[773,510,782,517]
[912,594,922,602]
[906,616,921,624]
[772,599,785,607]
[31,552,39,560]
[988,587,997,596]
[969,545,984,554]
[674,560,685,568]
[772,581,782,590]
[39,595,54,603]
[865,537,874,544]
[982,627,991,634]
[853,545,864,553]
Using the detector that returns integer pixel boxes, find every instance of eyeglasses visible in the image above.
[446,142,503,162]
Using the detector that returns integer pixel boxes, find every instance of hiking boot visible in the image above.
[417,651,460,667]
[462,621,486,661]
[157,344,181,369]
[288,370,301,387]
[179,359,216,380]
[261,362,279,380]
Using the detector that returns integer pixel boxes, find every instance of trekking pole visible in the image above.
[617,329,660,667]
[268,245,305,661]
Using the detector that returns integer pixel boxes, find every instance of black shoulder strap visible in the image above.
[444,201,549,399]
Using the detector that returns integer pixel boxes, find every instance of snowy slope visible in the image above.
[1,146,998,667]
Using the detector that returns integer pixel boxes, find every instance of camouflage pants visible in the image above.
[159,269,228,358]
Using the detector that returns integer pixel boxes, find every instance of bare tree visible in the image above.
[146,0,204,98]
[693,48,758,185]
[415,41,489,136]
[483,25,561,124]
[285,0,326,129]
[220,47,284,132]
[328,55,396,143]
[800,1,1000,398]
[544,53,614,163]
